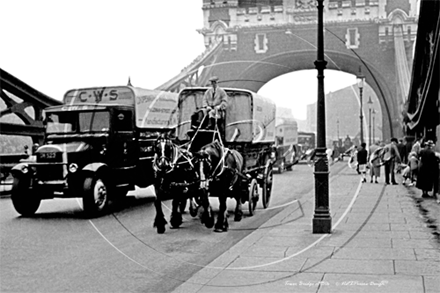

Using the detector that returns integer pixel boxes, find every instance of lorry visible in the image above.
[10,86,178,217]
[273,118,300,173]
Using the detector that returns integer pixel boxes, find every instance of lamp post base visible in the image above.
[312,149,332,234]
[312,217,332,234]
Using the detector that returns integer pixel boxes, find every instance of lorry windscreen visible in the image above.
[46,111,110,133]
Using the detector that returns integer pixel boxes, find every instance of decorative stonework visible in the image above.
[224,34,237,51]
[295,0,316,10]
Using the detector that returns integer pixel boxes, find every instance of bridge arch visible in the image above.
[214,50,397,139]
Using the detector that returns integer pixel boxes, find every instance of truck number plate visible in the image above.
[40,152,57,159]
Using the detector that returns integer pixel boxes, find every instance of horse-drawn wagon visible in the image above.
[174,87,276,231]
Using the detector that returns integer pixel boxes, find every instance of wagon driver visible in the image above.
[203,76,228,130]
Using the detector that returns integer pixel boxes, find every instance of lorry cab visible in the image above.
[11,86,178,217]
[43,103,138,186]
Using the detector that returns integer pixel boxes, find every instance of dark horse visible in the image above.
[194,140,244,232]
[152,133,200,234]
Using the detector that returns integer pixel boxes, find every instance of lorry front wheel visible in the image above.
[11,177,41,216]
[83,176,109,217]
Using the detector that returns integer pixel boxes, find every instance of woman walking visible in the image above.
[368,141,382,183]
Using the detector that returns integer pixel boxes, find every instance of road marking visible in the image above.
[218,180,362,270]
[81,174,363,272]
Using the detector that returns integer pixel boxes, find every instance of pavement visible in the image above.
[173,164,440,293]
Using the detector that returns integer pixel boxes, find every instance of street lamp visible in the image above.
[337,119,340,141]
[372,109,377,143]
[312,0,331,234]
[356,67,365,144]
[367,96,373,147]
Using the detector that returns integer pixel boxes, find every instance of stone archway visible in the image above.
[212,50,399,139]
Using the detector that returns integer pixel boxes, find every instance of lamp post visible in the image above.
[312,0,331,234]
[356,67,365,144]
[337,119,340,141]
[372,109,376,143]
[367,96,373,147]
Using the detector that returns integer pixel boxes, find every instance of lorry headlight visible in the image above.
[68,163,78,173]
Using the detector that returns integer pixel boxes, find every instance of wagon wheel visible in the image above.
[248,179,258,216]
[262,160,273,209]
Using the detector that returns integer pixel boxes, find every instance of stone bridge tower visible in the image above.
[181,0,418,139]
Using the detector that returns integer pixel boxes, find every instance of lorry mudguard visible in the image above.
[82,162,108,174]
[11,162,32,177]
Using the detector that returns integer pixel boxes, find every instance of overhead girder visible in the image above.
[0,68,61,143]
[0,122,45,138]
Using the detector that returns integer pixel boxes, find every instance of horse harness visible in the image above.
[199,145,242,191]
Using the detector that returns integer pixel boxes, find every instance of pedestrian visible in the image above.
[406,151,419,186]
[347,145,358,171]
[405,136,414,161]
[382,138,401,185]
[397,138,407,164]
[411,137,423,156]
[357,142,368,183]
[416,140,438,198]
[326,148,334,165]
[368,141,381,183]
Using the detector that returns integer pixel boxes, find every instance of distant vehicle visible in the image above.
[273,118,300,173]
[298,131,316,155]
[10,86,178,217]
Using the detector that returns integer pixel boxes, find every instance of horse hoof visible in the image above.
[234,213,242,222]
[156,226,166,234]
[214,225,228,232]
[204,214,214,228]
[170,218,183,229]
[190,206,199,217]
[205,220,214,229]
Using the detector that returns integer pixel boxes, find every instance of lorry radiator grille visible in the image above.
[36,164,65,181]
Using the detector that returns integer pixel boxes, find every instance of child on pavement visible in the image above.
[402,151,418,186]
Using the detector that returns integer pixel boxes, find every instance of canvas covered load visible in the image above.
[63,86,178,129]
[177,87,276,144]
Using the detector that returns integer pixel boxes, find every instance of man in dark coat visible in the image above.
[397,138,407,164]
[382,138,401,185]
[356,142,368,183]
[416,140,439,198]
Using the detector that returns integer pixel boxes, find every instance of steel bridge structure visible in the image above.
[2,0,436,146]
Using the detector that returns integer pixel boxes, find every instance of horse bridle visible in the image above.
[153,138,177,173]
[153,138,195,174]
[196,146,231,188]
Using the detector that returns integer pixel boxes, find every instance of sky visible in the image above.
[0,0,355,120]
